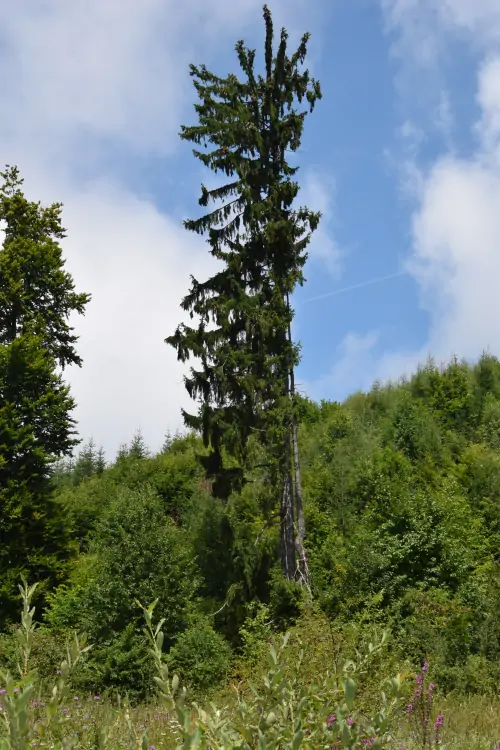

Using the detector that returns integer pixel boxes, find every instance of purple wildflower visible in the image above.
[434,714,443,730]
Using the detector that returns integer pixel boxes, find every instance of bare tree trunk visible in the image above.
[280,362,296,580]
[290,413,310,591]
[280,456,296,580]
[289,361,310,591]
[285,294,310,592]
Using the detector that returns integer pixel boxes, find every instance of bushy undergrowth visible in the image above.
[0,581,408,749]
[7,357,496,703]
[3,580,500,749]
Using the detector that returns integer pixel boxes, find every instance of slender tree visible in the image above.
[129,428,149,459]
[167,8,320,588]
[72,437,98,484]
[0,165,90,622]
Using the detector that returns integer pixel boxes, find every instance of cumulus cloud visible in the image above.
[0,0,317,159]
[382,0,500,60]
[408,57,500,358]
[313,3,500,401]
[60,178,220,455]
[383,1,500,371]
[0,0,332,457]
[382,0,500,137]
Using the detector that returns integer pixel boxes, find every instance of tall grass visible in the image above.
[1,581,499,749]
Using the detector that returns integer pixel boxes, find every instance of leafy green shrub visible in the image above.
[167,617,232,692]
[45,485,199,696]
[398,587,473,670]
[236,601,274,670]
[268,569,305,628]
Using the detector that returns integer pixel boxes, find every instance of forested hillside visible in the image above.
[4,353,495,700]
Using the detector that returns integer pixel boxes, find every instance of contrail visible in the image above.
[302,270,407,303]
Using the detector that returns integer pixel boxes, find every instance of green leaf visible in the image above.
[344,676,356,709]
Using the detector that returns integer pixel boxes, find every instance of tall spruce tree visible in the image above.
[166,7,321,588]
[0,165,90,623]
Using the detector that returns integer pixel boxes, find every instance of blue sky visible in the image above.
[1,0,500,457]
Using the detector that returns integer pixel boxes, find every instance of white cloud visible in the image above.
[381,0,500,145]
[61,178,219,456]
[0,0,317,160]
[385,12,500,370]
[0,0,331,458]
[300,171,343,276]
[306,331,380,402]
[315,24,500,400]
[382,0,500,60]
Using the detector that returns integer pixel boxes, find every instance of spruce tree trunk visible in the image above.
[286,302,310,591]
[280,360,296,580]
[280,456,296,580]
[291,412,310,591]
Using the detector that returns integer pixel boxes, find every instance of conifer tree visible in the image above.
[72,437,97,484]
[0,165,90,623]
[129,428,149,459]
[95,445,106,474]
[166,7,321,588]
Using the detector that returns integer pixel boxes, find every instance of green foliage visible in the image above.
[80,486,197,637]
[478,392,500,448]
[0,336,73,622]
[0,166,90,364]
[67,438,106,486]
[167,618,232,693]
[166,6,321,589]
[0,166,90,625]
[0,579,91,750]
[392,393,443,465]
[21,351,500,700]
[46,486,199,696]
[268,569,305,629]
[236,602,274,669]
[143,600,408,749]
[128,429,149,460]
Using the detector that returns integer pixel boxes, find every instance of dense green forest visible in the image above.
[9,354,500,701]
[1,5,500,747]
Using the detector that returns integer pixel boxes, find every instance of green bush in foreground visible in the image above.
[1,580,411,748]
[167,617,232,693]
